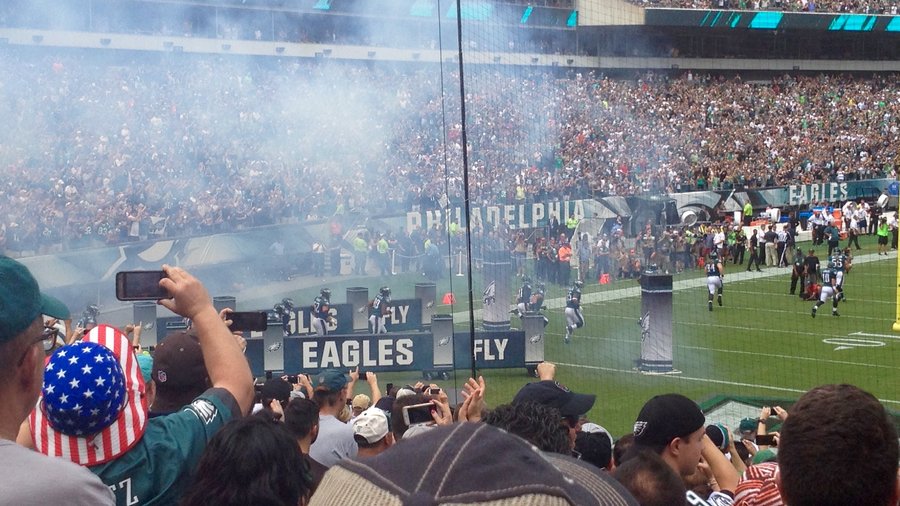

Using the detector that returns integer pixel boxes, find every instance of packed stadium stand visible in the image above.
[1,0,898,254]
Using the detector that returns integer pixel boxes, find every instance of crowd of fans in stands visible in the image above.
[2,256,898,506]
[0,50,897,255]
[632,0,899,14]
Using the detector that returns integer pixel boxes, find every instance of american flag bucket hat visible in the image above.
[31,324,148,466]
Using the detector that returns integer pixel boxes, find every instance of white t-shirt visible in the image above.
[714,232,725,248]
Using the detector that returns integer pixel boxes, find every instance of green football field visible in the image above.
[342,240,897,437]
[243,236,900,438]
[537,246,899,436]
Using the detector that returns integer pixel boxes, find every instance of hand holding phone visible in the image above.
[116,271,169,301]
[402,402,435,427]
[226,311,268,332]
[156,265,214,320]
[755,433,778,446]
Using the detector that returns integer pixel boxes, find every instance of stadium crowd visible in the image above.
[630,0,898,14]
[1,51,897,255]
[2,257,898,506]
[3,0,893,40]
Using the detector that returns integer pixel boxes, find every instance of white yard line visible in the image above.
[556,361,900,406]
[555,332,900,371]
[451,251,895,322]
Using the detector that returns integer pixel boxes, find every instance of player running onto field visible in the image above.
[312,288,334,336]
[511,279,550,328]
[564,280,584,344]
[366,286,392,334]
[510,276,532,318]
[530,282,549,327]
[830,248,850,302]
[705,251,724,311]
[812,264,840,317]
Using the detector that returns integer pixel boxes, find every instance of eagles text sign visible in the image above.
[382,299,422,331]
[787,182,850,206]
[283,334,433,374]
[452,330,526,369]
[246,330,531,376]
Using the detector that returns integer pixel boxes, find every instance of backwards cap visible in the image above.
[633,393,705,447]
[352,407,390,444]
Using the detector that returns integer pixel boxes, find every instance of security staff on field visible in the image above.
[789,246,806,298]
[565,215,579,242]
[742,201,753,226]
[733,227,746,265]
[803,250,820,291]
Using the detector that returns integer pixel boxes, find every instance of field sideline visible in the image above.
[230,237,899,437]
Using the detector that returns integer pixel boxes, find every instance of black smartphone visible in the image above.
[115,271,168,301]
[429,388,441,395]
[285,375,299,384]
[402,402,435,427]
[755,434,777,446]
[359,371,368,381]
[227,311,268,332]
